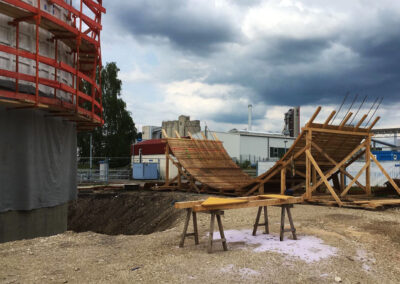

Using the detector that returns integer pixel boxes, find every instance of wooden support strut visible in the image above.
[252,206,269,236]
[311,140,367,191]
[305,130,312,199]
[340,160,370,197]
[323,110,336,127]
[208,210,228,253]
[167,154,201,193]
[280,168,286,195]
[306,150,343,206]
[306,106,321,126]
[339,112,353,129]
[308,142,367,195]
[370,153,400,195]
[365,135,371,195]
[245,144,310,196]
[165,144,170,184]
[280,205,297,241]
[179,208,199,248]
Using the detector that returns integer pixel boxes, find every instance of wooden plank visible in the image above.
[201,197,248,206]
[174,195,301,209]
[306,106,321,126]
[165,145,170,184]
[192,197,303,212]
[339,112,353,129]
[280,168,286,194]
[355,114,367,129]
[305,130,312,199]
[258,194,293,200]
[304,127,369,136]
[368,116,380,130]
[306,150,343,206]
[323,110,336,127]
[162,129,168,138]
[365,135,371,195]
[212,132,219,141]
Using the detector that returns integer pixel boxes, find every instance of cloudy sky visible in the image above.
[99,0,400,133]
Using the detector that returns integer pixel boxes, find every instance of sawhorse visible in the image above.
[179,209,228,253]
[180,204,297,253]
[252,204,297,241]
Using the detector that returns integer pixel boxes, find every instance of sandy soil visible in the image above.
[1,194,400,283]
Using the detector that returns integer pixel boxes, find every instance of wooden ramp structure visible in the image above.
[160,130,253,195]
[159,107,400,208]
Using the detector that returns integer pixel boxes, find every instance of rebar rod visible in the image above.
[349,95,367,125]
[331,92,349,125]
[340,93,358,124]
[365,97,383,126]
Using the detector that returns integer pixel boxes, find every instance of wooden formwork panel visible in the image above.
[167,138,253,191]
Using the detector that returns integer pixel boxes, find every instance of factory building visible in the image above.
[283,106,300,137]
[142,125,162,140]
[162,115,201,138]
[195,129,295,163]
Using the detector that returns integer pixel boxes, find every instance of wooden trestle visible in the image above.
[175,195,302,253]
[159,107,400,208]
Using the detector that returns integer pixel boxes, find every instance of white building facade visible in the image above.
[195,129,295,163]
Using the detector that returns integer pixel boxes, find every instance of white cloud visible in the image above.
[119,66,152,83]
[161,80,250,117]
[242,0,344,40]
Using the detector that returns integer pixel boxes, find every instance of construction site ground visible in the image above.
[1,190,400,283]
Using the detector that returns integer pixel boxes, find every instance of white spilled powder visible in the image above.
[239,267,260,277]
[355,249,375,272]
[219,264,260,279]
[213,229,337,263]
[220,264,234,273]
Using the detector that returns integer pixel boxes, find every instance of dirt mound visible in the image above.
[68,190,202,235]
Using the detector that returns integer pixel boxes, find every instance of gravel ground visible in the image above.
[1,201,400,283]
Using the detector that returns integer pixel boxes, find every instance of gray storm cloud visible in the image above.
[103,0,400,125]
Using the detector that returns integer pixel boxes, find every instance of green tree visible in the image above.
[78,62,137,167]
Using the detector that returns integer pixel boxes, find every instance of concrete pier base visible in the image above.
[0,203,68,243]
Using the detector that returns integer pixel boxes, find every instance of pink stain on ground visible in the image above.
[213,229,337,263]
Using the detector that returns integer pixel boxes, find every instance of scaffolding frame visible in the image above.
[0,0,105,130]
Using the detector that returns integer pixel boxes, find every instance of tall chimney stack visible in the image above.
[248,104,252,131]
[293,106,300,137]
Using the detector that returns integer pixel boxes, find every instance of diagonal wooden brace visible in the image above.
[370,153,400,195]
[306,150,343,206]
[308,142,366,194]
[312,141,367,192]
[340,160,370,197]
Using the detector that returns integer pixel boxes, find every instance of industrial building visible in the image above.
[0,0,105,242]
[196,129,295,163]
[142,125,162,140]
[283,106,300,137]
[162,115,201,138]
[193,105,297,163]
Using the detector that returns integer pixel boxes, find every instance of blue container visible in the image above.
[133,163,159,179]
[372,151,399,161]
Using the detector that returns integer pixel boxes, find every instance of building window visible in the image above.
[270,147,287,158]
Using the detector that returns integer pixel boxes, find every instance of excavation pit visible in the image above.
[68,190,202,235]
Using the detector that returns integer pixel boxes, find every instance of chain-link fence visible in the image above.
[77,157,131,184]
